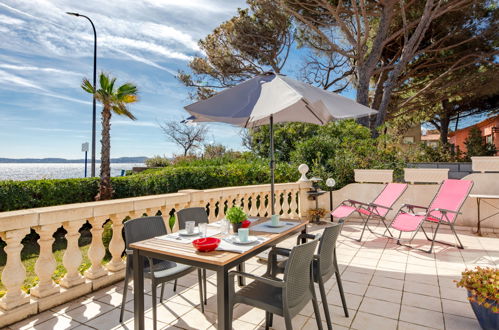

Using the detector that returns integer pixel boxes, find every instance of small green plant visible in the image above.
[225,206,247,224]
[455,266,498,313]
[168,214,176,232]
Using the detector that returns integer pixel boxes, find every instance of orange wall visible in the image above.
[449,117,499,155]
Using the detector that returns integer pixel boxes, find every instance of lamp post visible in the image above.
[326,178,336,222]
[67,12,97,177]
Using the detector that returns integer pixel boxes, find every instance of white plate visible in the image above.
[227,235,260,245]
[178,229,200,236]
[265,222,286,228]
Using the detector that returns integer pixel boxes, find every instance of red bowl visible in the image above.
[192,237,221,252]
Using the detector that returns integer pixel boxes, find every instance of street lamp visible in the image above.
[326,178,336,222]
[67,12,97,177]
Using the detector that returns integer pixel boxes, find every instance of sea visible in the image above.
[0,163,144,181]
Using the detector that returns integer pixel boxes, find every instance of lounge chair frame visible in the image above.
[389,180,473,253]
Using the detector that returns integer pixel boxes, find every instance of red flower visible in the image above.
[241,220,251,228]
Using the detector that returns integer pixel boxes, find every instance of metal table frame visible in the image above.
[470,194,499,236]
[132,224,306,330]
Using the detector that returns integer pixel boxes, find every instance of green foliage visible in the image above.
[0,178,99,212]
[403,143,461,163]
[0,162,298,212]
[225,206,247,224]
[456,266,498,313]
[464,127,496,160]
[168,214,176,232]
[145,155,170,167]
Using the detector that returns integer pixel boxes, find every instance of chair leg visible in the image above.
[197,268,205,313]
[265,312,271,330]
[173,279,177,292]
[159,283,165,302]
[318,277,332,330]
[203,268,207,304]
[119,266,130,323]
[450,223,464,249]
[152,282,157,330]
[357,214,370,242]
[284,313,293,330]
[335,270,349,317]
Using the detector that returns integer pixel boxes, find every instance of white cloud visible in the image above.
[112,120,158,127]
[0,64,82,76]
[0,69,45,90]
[0,13,24,25]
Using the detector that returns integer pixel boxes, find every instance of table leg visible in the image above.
[216,267,230,330]
[477,198,482,236]
[133,250,144,330]
[237,263,246,286]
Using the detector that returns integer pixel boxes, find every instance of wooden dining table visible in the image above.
[130,218,308,330]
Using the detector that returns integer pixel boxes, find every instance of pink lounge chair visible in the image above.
[389,179,473,253]
[331,183,408,241]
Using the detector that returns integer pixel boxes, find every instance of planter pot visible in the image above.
[467,291,498,330]
[232,222,243,233]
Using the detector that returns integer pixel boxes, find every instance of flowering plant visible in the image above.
[226,206,247,224]
[455,266,498,313]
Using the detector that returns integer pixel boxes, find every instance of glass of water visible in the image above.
[220,219,230,235]
[199,223,208,237]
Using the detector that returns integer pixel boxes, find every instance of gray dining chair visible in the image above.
[176,207,209,302]
[228,238,322,330]
[119,216,205,330]
[268,221,348,330]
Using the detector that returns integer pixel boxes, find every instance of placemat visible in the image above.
[250,220,301,233]
[216,235,269,253]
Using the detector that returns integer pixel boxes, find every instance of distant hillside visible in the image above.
[0,157,148,163]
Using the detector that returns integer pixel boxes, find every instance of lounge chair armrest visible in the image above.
[229,271,285,288]
[402,203,428,210]
[348,199,370,207]
[430,208,461,215]
[369,202,392,210]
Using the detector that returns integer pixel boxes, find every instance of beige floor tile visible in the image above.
[404,281,440,297]
[326,291,363,310]
[169,308,217,330]
[351,311,397,330]
[370,275,404,291]
[233,304,266,325]
[8,309,60,329]
[338,280,369,296]
[27,315,82,330]
[144,301,193,324]
[59,300,115,324]
[440,287,468,302]
[397,320,439,330]
[444,313,481,330]
[373,269,405,280]
[402,292,442,312]
[358,297,400,319]
[441,299,475,319]
[399,305,444,329]
[365,285,402,303]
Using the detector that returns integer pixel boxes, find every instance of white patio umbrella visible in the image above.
[183,72,377,214]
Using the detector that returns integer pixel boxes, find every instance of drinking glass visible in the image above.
[220,219,230,235]
[271,214,280,226]
[185,221,195,234]
[199,223,207,237]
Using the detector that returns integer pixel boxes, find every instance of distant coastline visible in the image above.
[0,157,148,164]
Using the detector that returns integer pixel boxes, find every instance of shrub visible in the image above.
[456,266,498,312]
[0,162,298,211]
[144,155,170,167]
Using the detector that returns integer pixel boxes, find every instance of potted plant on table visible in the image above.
[455,266,498,330]
[226,206,250,233]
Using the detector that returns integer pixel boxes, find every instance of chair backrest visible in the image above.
[283,238,319,309]
[427,179,473,223]
[123,216,167,249]
[176,207,209,230]
[317,223,342,279]
[372,183,408,216]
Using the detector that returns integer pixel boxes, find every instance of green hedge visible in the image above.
[0,163,298,212]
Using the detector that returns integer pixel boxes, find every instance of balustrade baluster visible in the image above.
[289,190,298,219]
[218,198,226,219]
[208,199,217,222]
[31,224,60,298]
[0,228,30,310]
[60,220,85,288]
[281,190,290,216]
[106,215,125,272]
[84,217,108,280]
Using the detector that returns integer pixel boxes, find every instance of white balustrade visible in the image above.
[0,228,30,310]
[85,217,108,280]
[60,220,85,288]
[106,215,125,272]
[31,224,59,298]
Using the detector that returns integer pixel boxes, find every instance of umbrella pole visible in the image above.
[270,115,275,215]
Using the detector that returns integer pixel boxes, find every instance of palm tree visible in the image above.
[81,73,138,200]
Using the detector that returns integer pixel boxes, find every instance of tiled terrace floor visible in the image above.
[8,222,498,330]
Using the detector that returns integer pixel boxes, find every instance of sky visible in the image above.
[0,0,254,159]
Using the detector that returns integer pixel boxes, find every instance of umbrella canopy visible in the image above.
[183,72,377,215]
[184,73,377,127]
